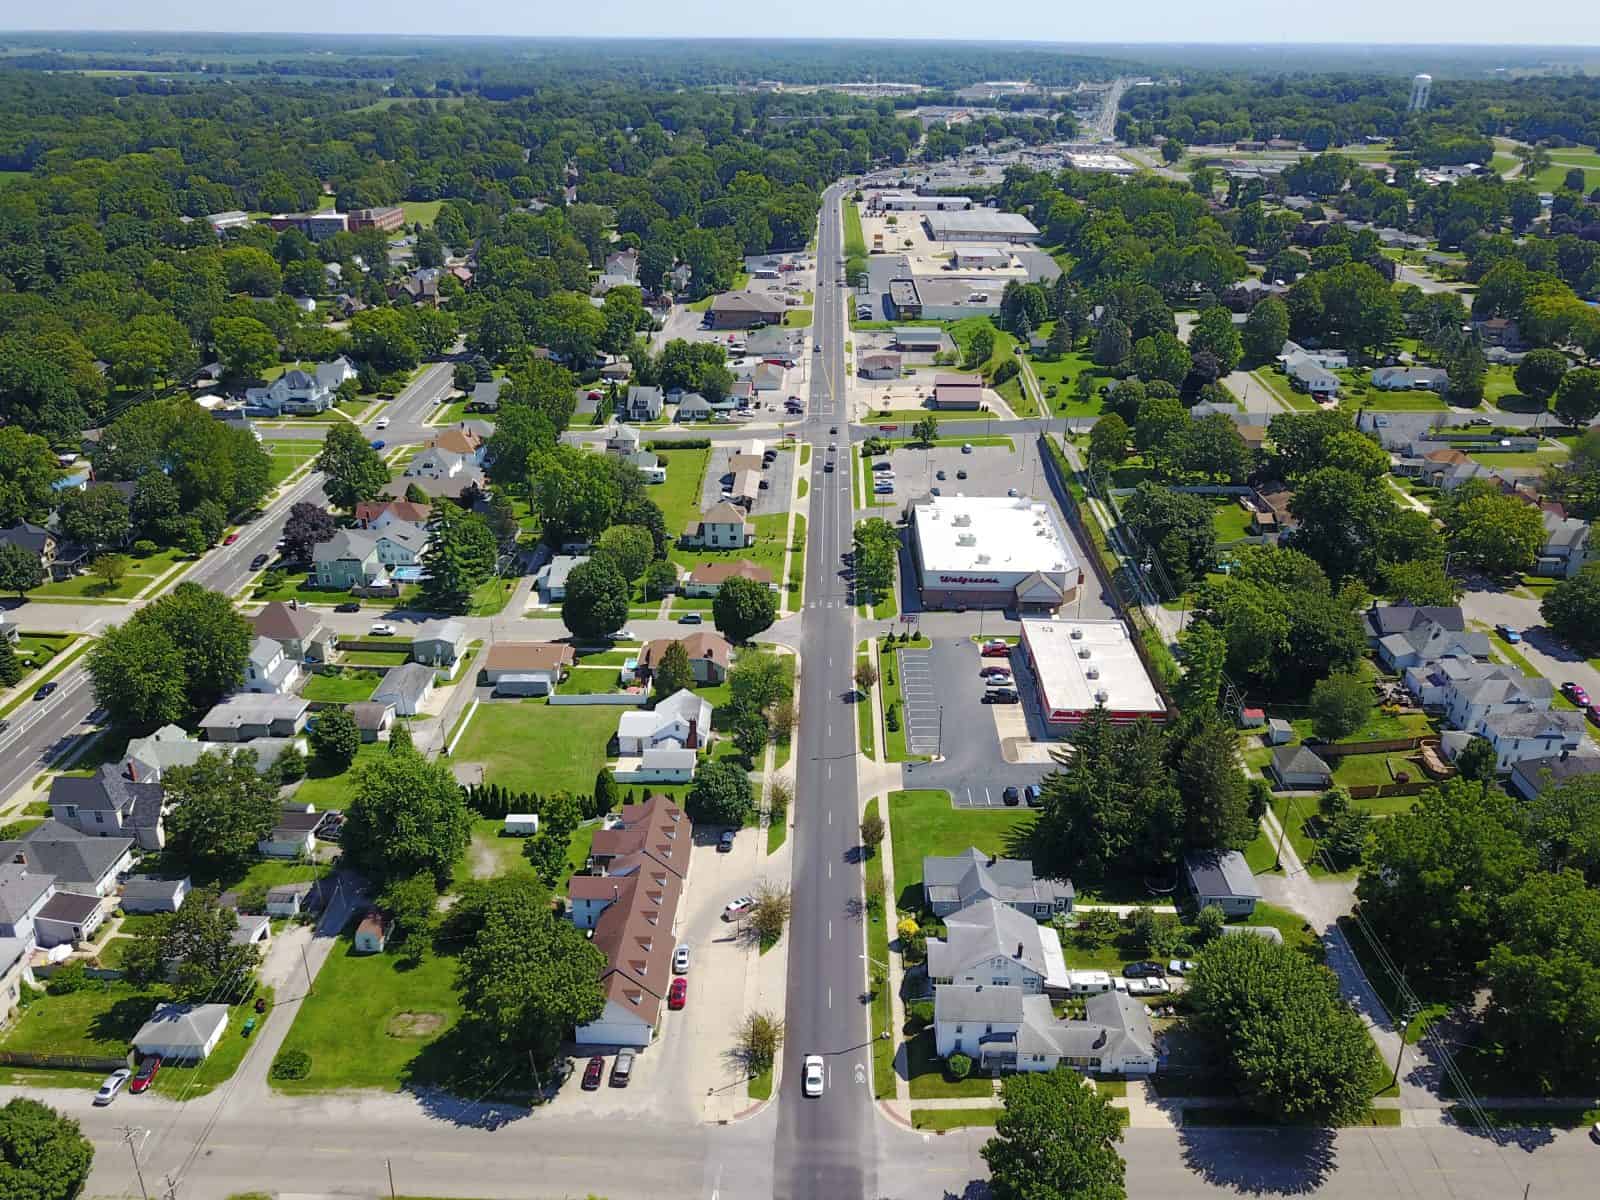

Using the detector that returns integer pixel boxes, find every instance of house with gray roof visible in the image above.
[48,764,165,851]
[120,876,191,913]
[0,864,58,943]
[411,619,468,671]
[933,984,1157,1076]
[1535,511,1593,579]
[1374,614,1489,672]
[243,636,301,695]
[1184,849,1262,916]
[373,524,428,568]
[676,392,713,421]
[925,898,1068,995]
[1371,366,1448,391]
[199,694,310,742]
[624,386,663,421]
[537,554,589,603]
[1510,752,1600,800]
[1283,354,1338,399]
[311,529,384,591]
[0,821,133,896]
[1363,604,1466,643]
[253,601,336,662]
[921,847,1073,918]
[466,379,503,413]
[133,1002,230,1062]
[120,725,299,784]
[1461,710,1588,772]
[1268,743,1332,790]
[371,663,434,716]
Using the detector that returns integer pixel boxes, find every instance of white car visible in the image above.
[803,1054,825,1097]
[1127,977,1171,996]
[93,1068,132,1106]
[369,623,396,637]
[722,895,755,921]
[1167,959,1197,976]
[672,944,691,974]
[374,416,390,429]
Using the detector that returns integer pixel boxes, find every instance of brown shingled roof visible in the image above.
[637,631,732,673]
[484,642,576,673]
[687,560,773,587]
[586,795,690,879]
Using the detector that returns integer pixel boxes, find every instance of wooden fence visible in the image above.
[0,1049,128,1072]
[1313,735,1432,759]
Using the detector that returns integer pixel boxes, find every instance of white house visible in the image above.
[924,898,1068,995]
[405,445,470,481]
[243,358,356,415]
[243,636,301,695]
[1183,850,1261,917]
[611,745,698,784]
[933,985,1157,1076]
[625,450,667,484]
[257,805,323,859]
[1535,512,1594,579]
[1374,617,1490,672]
[410,619,468,671]
[604,425,643,453]
[371,662,435,716]
[120,876,191,914]
[616,690,712,756]
[1442,665,1553,730]
[1452,710,1589,771]
[681,502,753,549]
[133,1003,230,1062]
[624,386,663,421]
[373,525,428,569]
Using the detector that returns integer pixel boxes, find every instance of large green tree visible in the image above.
[122,887,260,1002]
[316,422,390,512]
[1187,305,1243,374]
[1541,562,1600,650]
[593,524,654,585]
[0,427,62,527]
[0,1097,95,1200]
[981,1067,1127,1200]
[713,575,778,643]
[1241,295,1289,366]
[652,640,695,699]
[686,759,756,825]
[561,557,630,642]
[1442,488,1546,577]
[342,737,472,888]
[163,749,279,879]
[420,506,497,614]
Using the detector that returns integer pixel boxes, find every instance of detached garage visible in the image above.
[132,1002,230,1062]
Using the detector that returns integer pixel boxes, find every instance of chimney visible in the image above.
[124,759,136,782]
[687,719,699,750]
[11,852,24,866]
[1015,942,1024,959]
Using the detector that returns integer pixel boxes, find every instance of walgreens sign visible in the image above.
[938,575,1000,586]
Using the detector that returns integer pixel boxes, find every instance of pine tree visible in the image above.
[0,636,21,688]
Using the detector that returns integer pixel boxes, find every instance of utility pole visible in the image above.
[162,1172,180,1200]
[386,1158,397,1199]
[300,941,314,993]
[118,1127,150,1200]
[936,704,944,758]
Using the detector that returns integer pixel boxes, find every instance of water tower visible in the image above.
[1409,73,1432,113]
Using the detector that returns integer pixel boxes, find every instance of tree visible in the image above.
[730,650,793,717]
[164,750,279,879]
[561,558,630,642]
[1241,296,1290,366]
[713,575,778,643]
[420,506,497,614]
[1122,483,1216,595]
[316,423,389,511]
[1453,735,1499,783]
[57,485,131,552]
[1185,931,1380,1123]
[211,315,279,379]
[0,543,44,598]
[1046,318,1073,359]
[1519,772,1600,883]
[644,559,678,600]
[1446,339,1486,407]
[1093,316,1132,368]
[1542,562,1600,649]
[964,325,995,370]
[1194,902,1226,943]
[1382,559,1462,608]
[122,888,259,1002]
[90,553,129,590]
[342,737,473,888]
[87,620,188,727]
[532,446,621,544]
[1188,305,1243,375]
[454,875,606,1065]
[1288,467,1396,583]
[1554,367,1600,427]
[484,404,556,487]
[981,1067,1127,1200]
[281,501,336,561]
[912,415,940,446]
[0,421,57,523]
[593,524,653,585]
[731,710,769,762]
[0,636,18,688]
[686,759,755,826]
[1087,413,1129,465]
[132,583,253,711]
[378,871,441,948]
[860,811,885,854]
[1308,669,1371,741]
[747,884,791,945]
[1175,717,1255,851]
[853,659,879,696]
[1131,332,1191,387]
[1514,348,1569,403]
[1444,490,1546,577]
[652,640,696,699]
[0,1097,95,1200]
[735,1010,785,1077]
[310,706,360,769]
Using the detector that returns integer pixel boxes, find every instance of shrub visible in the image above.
[885,702,900,732]
[131,539,158,558]
[947,1052,973,1080]
[46,963,92,994]
[904,1000,934,1033]
[991,359,1019,386]
[270,1049,312,1081]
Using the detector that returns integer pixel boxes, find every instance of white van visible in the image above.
[1066,970,1113,995]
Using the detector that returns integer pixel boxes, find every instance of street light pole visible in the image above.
[118,1127,150,1200]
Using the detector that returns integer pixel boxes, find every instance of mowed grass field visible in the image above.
[452,702,619,796]
[886,789,1033,910]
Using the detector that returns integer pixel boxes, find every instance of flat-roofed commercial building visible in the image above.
[1019,618,1167,727]
[923,209,1040,244]
[910,496,1080,612]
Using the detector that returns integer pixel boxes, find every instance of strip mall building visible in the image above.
[909,496,1081,612]
[1018,618,1167,727]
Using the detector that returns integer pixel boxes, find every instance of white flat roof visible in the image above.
[913,496,1076,585]
[1021,617,1166,722]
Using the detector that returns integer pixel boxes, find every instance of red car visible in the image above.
[667,977,688,1010]
[1587,705,1600,729]
[223,533,239,545]
[980,640,1011,658]
[979,665,1011,678]
[581,1055,605,1090]
[129,1055,162,1093]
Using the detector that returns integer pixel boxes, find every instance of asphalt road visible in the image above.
[770,180,879,1200]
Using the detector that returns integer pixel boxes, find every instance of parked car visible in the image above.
[718,831,735,853]
[1167,959,1197,976]
[369,623,396,636]
[722,895,754,920]
[0,720,9,734]
[803,1054,825,1098]
[672,944,691,974]
[679,612,703,625]
[1588,705,1600,729]
[1002,786,1020,806]
[980,639,1010,657]
[94,1068,132,1106]
[374,416,390,429]
[830,427,838,435]
[335,601,361,613]
[1563,681,1590,705]
[1123,962,1163,979]
[871,461,893,473]
[981,689,1019,704]
[1127,977,1171,996]
[961,443,973,454]
[1495,624,1522,643]
[956,469,967,479]
[984,672,1014,687]
[609,1049,634,1087]
[1023,784,1042,807]
[824,462,834,472]
[369,440,385,450]
[129,1055,162,1093]
[582,1055,605,1089]
[34,682,57,700]
[667,977,688,1010]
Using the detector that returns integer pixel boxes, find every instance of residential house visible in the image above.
[243,358,356,415]
[1440,664,1553,731]
[258,805,324,859]
[405,445,471,482]
[33,889,102,948]
[536,554,589,603]
[1268,743,1332,790]
[199,695,311,742]
[120,876,191,914]
[0,865,56,945]
[1472,317,1525,349]
[348,700,396,742]
[1183,849,1262,917]
[0,937,33,1027]
[585,795,691,880]
[921,848,1074,919]
[253,601,337,663]
[625,386,664,421]
[243,636,302,695]
[0,521,87,581]
[604,248,639,283]
[681,503,754,550]
[933,984,1157,1076]
[265,883,312,918]
[1281,340,1349,369]
[706,291,787,330]
[932,374,984,410]
[230,912,270,948]
[133,1003,229,1062]
[353,911,391,954]
[637,632,732,686]
[1535,512,1594,579]
[120,726,300,785]
[925,899,1069,995]
[1363,603,1466,645]
[1452,710,1588,772]
[389,268,442,306]
[568,855,682,934]
[1371,366,1448,391]
[371,663,435,717]
[1372,613,1489,672]
[0,821,133,898]
[625,450,666,484]
[1283,353,1338,399]
[466,379,503,413]
[611,746,699,783]
[1252,483,1297,539]
[354,500,431,532]
[1510,752,1600,800]
[745,327,805,362]
[675,392,713,421]
[411,619,468,672]
[482,642,576,696]
[311,530,385,591]
[605,425,643,454]
[682,560,774,598]
[616,689,712,756]
[373,525,428,570]
[430,426,486,463]
[48,766,164,851]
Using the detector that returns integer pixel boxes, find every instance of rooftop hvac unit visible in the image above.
[957,532,977,547]
[1069,627,1084,639]
[952,513,972,527]
[976,553,990,564]
[1077,646,1091,659]
[1086,667,1100,679]
[1094,688,1110,703]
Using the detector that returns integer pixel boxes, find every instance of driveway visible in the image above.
[1461,581,1600,699]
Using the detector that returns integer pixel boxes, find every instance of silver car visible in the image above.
[93,1068,132,1106]
[803,1054,825,1097]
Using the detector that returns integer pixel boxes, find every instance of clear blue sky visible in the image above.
[7,3,1599,45]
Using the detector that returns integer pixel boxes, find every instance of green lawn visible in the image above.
[669,510,790,580]
[1467,447,1569,469]
[1027,345,1111,418]
[271,935,464,1093]
[453,702,619,796]
[1208,497,1254,543]
[400,200,445,227]
[879,641,924,763]
[301,668,384,703]
[1329,751,1415,790]
[863,799,895,1099]
[783,308,813,328]
[340,649,411,667]
[23,545,192,601]
[468,576,516,617]
[855,645,876,760]
[292,742,388,810]
[1,979,161,1058]
[887,789,1033,913]
[265,440,321,487]
[1250,368,1317,411]
[648,445,712,539]
[911,1108,1000,1131]
[844,201,866,259]
[11,633,76,674]
[905,1030,994,1099]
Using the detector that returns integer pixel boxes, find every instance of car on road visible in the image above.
[609,1049,634,1087]
[936,469,946,480]
[335,601,361,613]
[0,720,9,734]
[722,895,755,920]
[1167,959,1197,976]
[370,623,396,636]
[830,427,838,435]
[930,486,941,495]
[374,417,390,429]
[1123,962,1163,979]
[824,461,834,472]
[93,1068,132,1106]
[871,461,892,472]
[1006,487,1019,497]
[223,532,239,545]
[370,439,385,450]
[828,443,836,451]
[718,830,736,852]
[1002,786,1020,806]
[956,468,967,479]
[979,639,1010,657]
[1563,681,1590,705]
[667,977,688,1010]
[981,688,1019,704]
[33,682,57,701]
[1469,416,1494,427]
[803,1055,825,1098]
[250,553,269,570]
[678,612,703,625]
[582,1056,605,1090]
[1495,623,1522,643]
[129,1055,162,1093]
[672,944,691,974]
[814,343,821,353]
[961,443,973,453]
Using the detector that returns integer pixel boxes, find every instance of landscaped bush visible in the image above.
[904,1000,934,1034]
[885,702,900,732]
[132,539,158,558]
[45,963,92,994]
[270,1049,312,1081]
[991,359,1019,386]
[947,1052,972,1080]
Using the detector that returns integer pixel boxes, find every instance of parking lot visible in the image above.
[699,443,796,518]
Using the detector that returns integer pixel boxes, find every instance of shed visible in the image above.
[132,1002,229,1062]
[265,883,311,917]
[353,911,391,954]
[1183,849,1262,917]
[1268,743,1333,789]
[504,814,540,836]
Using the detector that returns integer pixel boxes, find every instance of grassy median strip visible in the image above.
[911,1109,1000,1131]
[877,638,922,763]
[864,797,895,1100]
[855,643,875,760]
